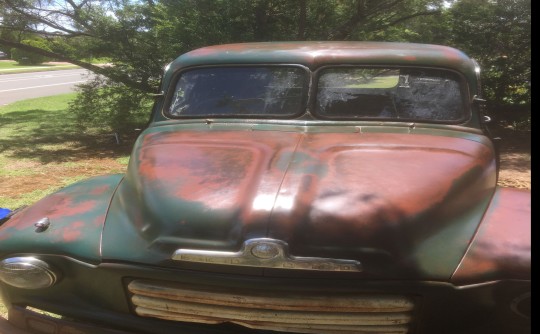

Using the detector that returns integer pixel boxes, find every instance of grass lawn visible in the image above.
[0,60,79,74]
[0,93,132,208]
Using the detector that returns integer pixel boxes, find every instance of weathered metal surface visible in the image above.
[128,280,415,312]
[101,125,496,279]
[3,306,133,334]
[0,174,123,263]
[451,187,531,284]
[0,315,29,334]
[172,238,362,272]
[1,259,530,334]
[128,279,415,333]
[169,42,477,84]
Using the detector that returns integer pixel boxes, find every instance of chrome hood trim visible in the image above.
[173,238,362,272]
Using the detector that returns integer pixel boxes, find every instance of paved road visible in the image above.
[0,69,91,105]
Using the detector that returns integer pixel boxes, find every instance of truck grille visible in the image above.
[127,279,417,334]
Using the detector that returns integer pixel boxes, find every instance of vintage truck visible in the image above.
[0,42,530,334]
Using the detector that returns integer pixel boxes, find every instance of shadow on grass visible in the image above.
[499,157,531,173]
[493,127,531,173]
[0,108,138,163]
[499,131,531,153]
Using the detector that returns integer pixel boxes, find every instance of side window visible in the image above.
[315,67,467,122]
[393,69,464,121]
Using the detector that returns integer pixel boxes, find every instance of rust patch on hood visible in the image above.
[265,133,496,275]
[1,196,97,233]
[122,130,302,247]
[107,128,496,279]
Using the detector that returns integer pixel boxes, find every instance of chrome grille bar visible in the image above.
[128,280,417,334]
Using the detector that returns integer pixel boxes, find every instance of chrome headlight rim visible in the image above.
[510,291,531,319]
[0,256,59,289]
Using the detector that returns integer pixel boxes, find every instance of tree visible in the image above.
[0,0,159,91]
[1,0,530,131]
[11,38,52,64]
[369,0,530,129]
[448,0,531,111]
[403,0,533,130]
[1,1,445,89]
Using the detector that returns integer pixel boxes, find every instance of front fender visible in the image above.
[451,187,531,284]
[0,175,123,264]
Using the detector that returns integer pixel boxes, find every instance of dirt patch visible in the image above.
[1,158,126,200]
[495,128,531,189]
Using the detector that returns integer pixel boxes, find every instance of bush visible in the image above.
[69,76,152,136]
[10,39,52,65]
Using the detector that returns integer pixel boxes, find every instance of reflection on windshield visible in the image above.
[315,68,465,121]
[168,66,466,122]
[169,67,306,117]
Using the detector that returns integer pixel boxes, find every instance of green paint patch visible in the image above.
[0,94,132,208]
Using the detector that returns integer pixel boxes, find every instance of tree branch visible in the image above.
[327,0,368,40]
[4,0,92,37]
[0,25,89,37]
[327,0,440,40]
[377,10,440,31]
[65,0,78,9]
[0,38,154,93]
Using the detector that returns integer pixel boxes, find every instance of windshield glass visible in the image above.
[315,67,466,122]
[168,67,307,117]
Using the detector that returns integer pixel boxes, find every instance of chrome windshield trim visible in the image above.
[172,238,362,272]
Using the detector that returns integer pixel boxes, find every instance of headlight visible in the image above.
[0,257,59,289]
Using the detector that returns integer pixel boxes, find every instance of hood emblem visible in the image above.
[172,238,362,272]
[251,241,280,259]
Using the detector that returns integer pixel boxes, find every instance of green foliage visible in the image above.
[69,77,152,135]
[446,0,530,129]
[449,0,530,105]
[48,38,78,58]
[379,0,530,129]
[10,39,52,64]
[1,0,530,130]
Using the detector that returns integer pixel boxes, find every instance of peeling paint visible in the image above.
[102,127,498,279]
[451,188,531,284]
[0,174,123,263]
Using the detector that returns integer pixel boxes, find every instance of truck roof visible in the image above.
[170,42,476,77]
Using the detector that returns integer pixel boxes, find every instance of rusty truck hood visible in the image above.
[102,124,496,279]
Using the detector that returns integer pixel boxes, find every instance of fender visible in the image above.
[0,174,124,264]
[451,187,531,284]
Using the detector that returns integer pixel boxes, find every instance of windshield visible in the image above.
[168,67,307,117]
[315,67,467,122]
[166,66,467,122]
